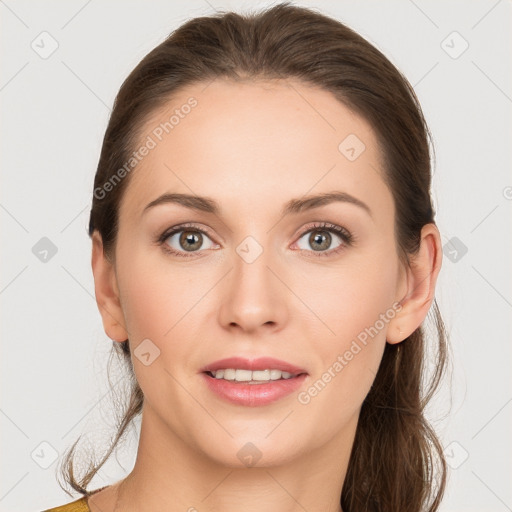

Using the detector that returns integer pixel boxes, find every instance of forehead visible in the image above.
[120,78,391,222]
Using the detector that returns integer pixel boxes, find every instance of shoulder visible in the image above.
[42,486,109,512]
[42,496,90,512]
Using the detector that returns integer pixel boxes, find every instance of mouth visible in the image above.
[200,357,308,406]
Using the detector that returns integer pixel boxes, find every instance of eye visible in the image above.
[158,224,217,257]
[294,222,353,257]
[157,221,353,259]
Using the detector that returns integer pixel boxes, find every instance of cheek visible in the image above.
[116,240,196,339]
[298,250,399,346]
[115,245,218,391]
[295,251,398,410]
[120,277,170,340]
[115,252,200,407]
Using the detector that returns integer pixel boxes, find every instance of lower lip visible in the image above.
[201,372,308,407]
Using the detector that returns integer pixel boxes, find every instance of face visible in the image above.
[107,78,407,468]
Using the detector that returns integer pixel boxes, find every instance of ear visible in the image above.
[387,223,442,344]
[91,231,129,342]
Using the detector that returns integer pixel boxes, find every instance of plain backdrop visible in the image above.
[1,1,511,511]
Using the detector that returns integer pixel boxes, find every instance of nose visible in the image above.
[217,243,289,334]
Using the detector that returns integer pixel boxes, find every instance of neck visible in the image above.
[110,403,355,512]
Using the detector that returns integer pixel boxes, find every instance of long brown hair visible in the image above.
[58,3,449,510]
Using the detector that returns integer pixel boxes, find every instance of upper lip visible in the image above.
[200,357,307,375]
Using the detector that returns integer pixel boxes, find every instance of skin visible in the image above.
[88,78,442,512]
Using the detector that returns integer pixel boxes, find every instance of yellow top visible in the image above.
[42,487,107,512]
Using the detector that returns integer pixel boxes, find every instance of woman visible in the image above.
[45,2,448,511]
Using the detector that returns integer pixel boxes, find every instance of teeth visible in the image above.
[209,368,296,382]
[270,369,282,380]
[223,369,235,380]
[253,370,270,380]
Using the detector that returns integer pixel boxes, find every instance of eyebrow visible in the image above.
[142,191,372,218]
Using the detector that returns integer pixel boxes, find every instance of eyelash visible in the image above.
[156,221,354,259]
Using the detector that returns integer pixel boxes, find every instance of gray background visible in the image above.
[1,1,511,511]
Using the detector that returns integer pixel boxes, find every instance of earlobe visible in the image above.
[387,223,442,344]
[91,231,129,342]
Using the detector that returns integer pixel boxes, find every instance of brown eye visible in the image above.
[297,228,342,253]
[163,228,216,254]
[294,222,353,257]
